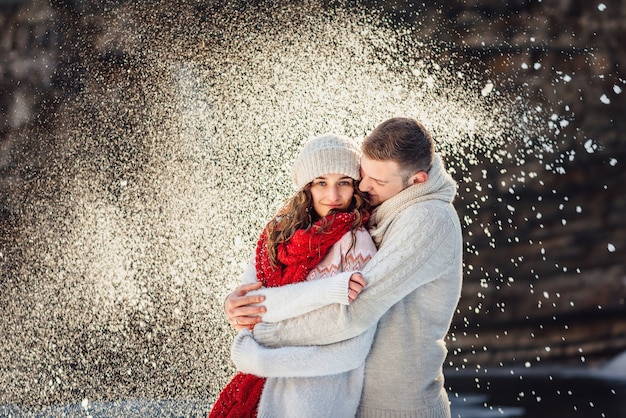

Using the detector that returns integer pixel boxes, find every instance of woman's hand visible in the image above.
[348,273,366,303]
[224,282,266,331]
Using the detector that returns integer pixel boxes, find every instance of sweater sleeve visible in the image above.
[231,326,376,377]
[253,204,461,347]
[236,249,351,322]
[242,228,377,323]
[247,272,352,322]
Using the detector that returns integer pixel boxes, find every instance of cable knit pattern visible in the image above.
[253,153,463,418]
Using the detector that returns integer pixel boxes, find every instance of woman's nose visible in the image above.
[328,186,340,201]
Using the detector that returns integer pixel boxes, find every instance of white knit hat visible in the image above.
[292,133,361,189]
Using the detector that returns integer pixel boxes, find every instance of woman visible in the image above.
[209,133,378,418]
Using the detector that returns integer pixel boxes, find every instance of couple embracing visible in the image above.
[210,117,463,418]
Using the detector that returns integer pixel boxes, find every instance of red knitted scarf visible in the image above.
[209,212,357,418]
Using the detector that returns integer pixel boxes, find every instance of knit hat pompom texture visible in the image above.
[292,133,361,189]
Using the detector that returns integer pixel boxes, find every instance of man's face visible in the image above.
[358,156,406,207]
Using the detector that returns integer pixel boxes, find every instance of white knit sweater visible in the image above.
[253,154,463,418]
[231,227,378,417]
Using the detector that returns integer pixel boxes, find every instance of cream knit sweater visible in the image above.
[253,154,463,418]
[231,227,378,417]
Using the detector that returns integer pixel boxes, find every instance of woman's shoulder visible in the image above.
[354,225,373,239]
[346,226,377,253]
[337,225,370,241]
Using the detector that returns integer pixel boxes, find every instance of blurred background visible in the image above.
[1,0,624,417]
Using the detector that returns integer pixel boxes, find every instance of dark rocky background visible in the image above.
[1,0,624,414]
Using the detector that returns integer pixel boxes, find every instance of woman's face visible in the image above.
[309,174,355,218]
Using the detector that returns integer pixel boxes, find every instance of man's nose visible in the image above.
[359,178,371,192]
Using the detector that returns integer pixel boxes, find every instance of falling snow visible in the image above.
[0,1,550,410]
[1,0,624,416]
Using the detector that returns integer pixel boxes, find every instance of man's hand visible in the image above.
[348,273,366,302]
[224,282,266,331]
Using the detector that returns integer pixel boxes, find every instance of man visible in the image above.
[224,117,463,417]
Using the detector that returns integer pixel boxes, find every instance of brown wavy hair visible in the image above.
[264,180,371,268]
[363,117,434,183]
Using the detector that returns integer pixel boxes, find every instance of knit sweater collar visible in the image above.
[368,153,457,245]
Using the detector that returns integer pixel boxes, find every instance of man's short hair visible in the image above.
[362,117,435,178]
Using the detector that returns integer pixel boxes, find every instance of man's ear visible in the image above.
[410,171,428,184]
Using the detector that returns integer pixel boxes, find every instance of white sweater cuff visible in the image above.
[326,271,354,305]
[231,329,258,373]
